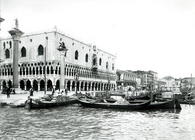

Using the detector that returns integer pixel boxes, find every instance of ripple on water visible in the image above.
[0,105,195,139]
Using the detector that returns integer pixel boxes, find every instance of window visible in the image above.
[112,63,114,70]
[99,58,102,66]
[85,54,88,62]
[75,50,79,60]
[21,47,26,57]
[93,58,97,66]
[3,42,5,49]
[5,49,10,59]
[38,45,44,55]
[9,41,12,48]
[106,62,108,69]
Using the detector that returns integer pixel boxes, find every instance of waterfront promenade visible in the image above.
[0,91,43,106]
[0,90,76,106]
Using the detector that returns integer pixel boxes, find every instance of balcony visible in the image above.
[91,64,98,71]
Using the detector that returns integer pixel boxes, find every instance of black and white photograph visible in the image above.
[0,0,195,139]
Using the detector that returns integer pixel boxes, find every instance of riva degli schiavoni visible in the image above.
[0,2,195,139]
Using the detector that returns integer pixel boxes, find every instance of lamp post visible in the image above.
[57,42,68,92]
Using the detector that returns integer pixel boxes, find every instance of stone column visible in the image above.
[45,80,47,91]
[8,20,23,89]
[86,82,88,91]
[58,52,65,91]
[0,81,2,90]
[38,81,40,91]
[24,81,27,91]
[70,81,72,91]
[18,81,20,90]
[64,80,67,90]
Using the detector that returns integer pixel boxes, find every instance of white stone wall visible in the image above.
[0,30,116,74]
[55,32,116,74]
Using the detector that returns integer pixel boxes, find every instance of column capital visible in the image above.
[8,28,24,40]
[0,17,4,23]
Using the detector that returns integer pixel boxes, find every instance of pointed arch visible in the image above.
[38,44,44,55]
[67,80,71,91]
[26,80,32,91]
[20,80,25,90]
[99,58,102,66]
[55,80,60,90]
[75,50,79,60]
[5,49,10,59]
[33,80,38,91]
[47,79,53,91]
[40,80,45,91]
[85,53,88,62]
[21,47,26,57]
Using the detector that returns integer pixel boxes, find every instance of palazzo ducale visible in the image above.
[0,29,116,92]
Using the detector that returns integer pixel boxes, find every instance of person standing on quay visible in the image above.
[29,88,34,96]
[52,87,55,96]
[6,86,10,98]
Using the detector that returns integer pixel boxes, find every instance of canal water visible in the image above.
[0,104,195,140]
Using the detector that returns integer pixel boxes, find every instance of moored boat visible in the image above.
[145,98,181,110]
[25,95,78,109]
[78,98,151,110]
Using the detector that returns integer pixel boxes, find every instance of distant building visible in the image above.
[160,76,180,92]
[181,77,195,90]
[116,70,138,88]
[133,70,158,89]
[175,79,181,89]
[157,80,166,90]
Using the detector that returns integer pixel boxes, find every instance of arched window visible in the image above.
[9,41,12,48]
[21,47,26,57]
[3,42,6,49]
[75,50,79,60]
[99,58,102,66]
[85,54,88,62]
[5,49,10,59]
[93,58,97,66]
[112,63,114,70]
[92,54,97,66]
[106,62,108,69]
[51,66,54,74]
[38,45,44,55]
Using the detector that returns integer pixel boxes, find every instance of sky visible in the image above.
[0,0,195,78]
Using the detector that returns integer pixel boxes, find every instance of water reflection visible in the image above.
[0,104,195,139]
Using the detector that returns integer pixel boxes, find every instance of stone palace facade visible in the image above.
[0,29,116,92]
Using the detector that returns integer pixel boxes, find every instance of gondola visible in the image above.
[145,98,181,110]
[25,95,78,109]
[78,98,151,110]
[179,100,195,105]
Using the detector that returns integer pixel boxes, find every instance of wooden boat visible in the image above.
[145,98,181,110]
[179,99,195,105]
[78,98,151,110]
[25,95,77,109]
